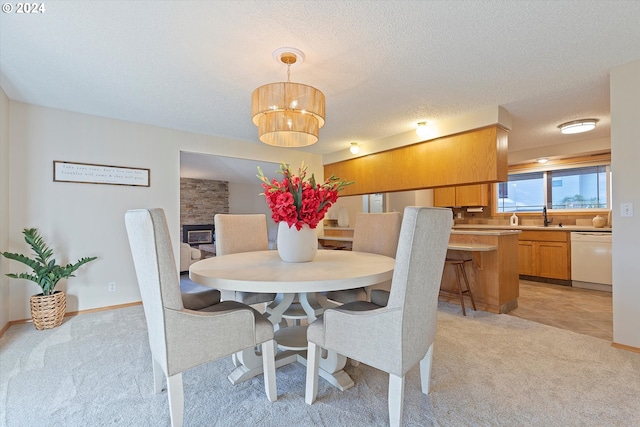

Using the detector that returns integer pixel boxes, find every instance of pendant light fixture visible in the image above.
[558,119,598,134]
[251,47,325,147]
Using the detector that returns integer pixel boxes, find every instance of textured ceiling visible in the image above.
[2,1,640,182]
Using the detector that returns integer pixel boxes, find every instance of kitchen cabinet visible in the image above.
[517,241,535,276]
[518,231,570,280]
[325,126,508,197]
[434,184,489,207]
[445,230,520,314]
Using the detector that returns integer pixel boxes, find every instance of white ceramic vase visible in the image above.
[337,207,349,227]
[277,222,318,263]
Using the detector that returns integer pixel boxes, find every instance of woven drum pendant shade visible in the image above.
[251,49,325,147]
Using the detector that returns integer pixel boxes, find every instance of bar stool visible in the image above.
[442,258,476,316]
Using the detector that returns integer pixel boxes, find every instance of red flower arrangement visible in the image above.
[257,162,353,230]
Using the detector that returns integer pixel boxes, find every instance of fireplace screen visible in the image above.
[187,230,212,244]
[183,224,214,245]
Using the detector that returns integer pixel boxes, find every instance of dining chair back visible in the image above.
[305,206,452,426]
[214,214,277,305]
[326,212,402,304]
[125,208,277,427]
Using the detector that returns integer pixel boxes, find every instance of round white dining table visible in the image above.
[190,249,395,294]
[189,249,395,391]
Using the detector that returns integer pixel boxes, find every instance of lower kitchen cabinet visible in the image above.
[518,231,571,280]
[517,241,535,276]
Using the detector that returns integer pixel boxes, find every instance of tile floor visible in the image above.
[508,279,613,341]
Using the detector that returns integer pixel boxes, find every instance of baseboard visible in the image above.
[519,275,572,287]
[571,280,612,293]
[0,321,10,338]
[611,342,640,354]
[0,301,142,338]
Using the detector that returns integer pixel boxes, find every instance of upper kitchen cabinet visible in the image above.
[434,183,489,207]
[325,126,508,196]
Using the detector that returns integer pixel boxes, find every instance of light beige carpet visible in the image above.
[1,302,639,426]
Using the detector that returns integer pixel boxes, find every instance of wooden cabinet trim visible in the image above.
[518,230,569,242]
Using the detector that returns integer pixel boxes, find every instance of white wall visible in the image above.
[611,59,640,349]
[326,189,435,228]
[414,189,434,207]
[228,181,275,227]
[0,88,10,329]
[6,102,320,321]
[327,195,364,228]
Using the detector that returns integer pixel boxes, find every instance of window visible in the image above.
[497,172,544,212]
[549,166,608,209]
[497,164,610,213]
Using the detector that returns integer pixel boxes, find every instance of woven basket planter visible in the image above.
[30,291,66,330]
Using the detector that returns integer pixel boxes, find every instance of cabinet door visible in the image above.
[518,241,535,276]
[535,242,569,280]
[455,184,489,206]
[434,187,456,207]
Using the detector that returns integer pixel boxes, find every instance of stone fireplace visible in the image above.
[180,177,228,243]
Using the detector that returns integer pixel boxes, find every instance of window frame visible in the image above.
[494,154,611,216]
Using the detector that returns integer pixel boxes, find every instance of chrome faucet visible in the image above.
[543,206,553,227]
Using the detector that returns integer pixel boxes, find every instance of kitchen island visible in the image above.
[442,229,521,314]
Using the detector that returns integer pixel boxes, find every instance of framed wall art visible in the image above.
[53,161,150,187]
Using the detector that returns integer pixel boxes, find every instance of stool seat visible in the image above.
[441,258,476,316]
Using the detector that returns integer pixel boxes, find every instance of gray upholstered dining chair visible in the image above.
[125,208,277,427]
[325,212,402,304]
[305,206,452,427]
[214,214,277,306]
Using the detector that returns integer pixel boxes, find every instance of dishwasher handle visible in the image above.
[571,232,612,242]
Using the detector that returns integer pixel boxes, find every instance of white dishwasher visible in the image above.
[571,232,612,292]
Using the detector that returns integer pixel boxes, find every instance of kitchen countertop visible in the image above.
[453,224,612,232]
[450,229,521,236]
[320,228,523,241]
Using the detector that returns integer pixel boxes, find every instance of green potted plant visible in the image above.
[1,228,97,330]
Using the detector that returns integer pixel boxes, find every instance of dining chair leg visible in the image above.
[166,372,184,427]
[419,343,434,394]
[261,339,278,402]
[388,373,405,427]
[152,357,164,394]
[305,342,321,404]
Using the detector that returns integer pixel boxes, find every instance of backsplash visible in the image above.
[452,208,612,228]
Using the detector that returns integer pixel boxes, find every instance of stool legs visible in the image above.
[445,259,477,316]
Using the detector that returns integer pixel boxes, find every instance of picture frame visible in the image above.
[53,161,150,187]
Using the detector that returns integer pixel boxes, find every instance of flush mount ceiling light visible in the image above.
[558,119,598,135]
[349,142,360,154]
[251,47,325,147]
[537,158,549,164]
[416,121,429,139]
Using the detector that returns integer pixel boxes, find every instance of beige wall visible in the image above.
[4,101,320,322]
[327,189,435,228]
[0,88,10,329]
[611,59,640,348]
[229,181,276,228]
